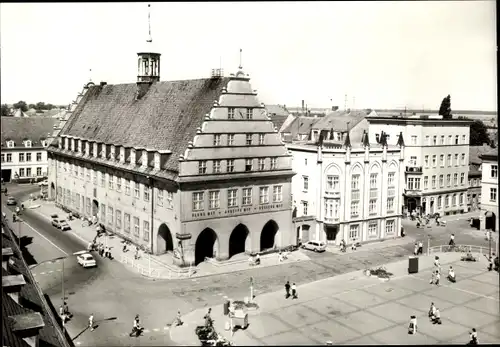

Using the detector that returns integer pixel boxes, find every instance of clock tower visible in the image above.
[137,4,160,84]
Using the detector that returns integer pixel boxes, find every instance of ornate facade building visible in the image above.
[289,131,404,245]
[47,35,294,267]
[479,148,498,232]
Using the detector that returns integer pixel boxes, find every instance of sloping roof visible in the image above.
[13,109,29,118]
[282,116,320,140]
[480,147,498,160]
[265,104,290,117]
[1,117,57,147]
[56,78,230,172]
[312,110,368,130]
[469,145,493,164]
[269,115,289,131]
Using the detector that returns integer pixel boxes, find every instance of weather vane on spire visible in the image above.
[147,4,152,43]
[239,48,243,69]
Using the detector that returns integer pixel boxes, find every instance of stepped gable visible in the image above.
[57,77,230,172]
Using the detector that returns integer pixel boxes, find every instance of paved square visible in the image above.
[262,330,319,345]
[273,304,325,328]
[391,276,437,292]
[465,297,500,315]
[301,298,358,317]
[441,306,499,328]
[470,272,500,286]
[246,313,291,339]
[335,310,395,335]
[335,288,387,309]
[424,285,479,305]
[396,293,455,313]
[362,281,415,301]
[367,302,418,324]
[369,324,438,345]
[418,314,469,342]
[452,278,499,296]
[298,320,361,344]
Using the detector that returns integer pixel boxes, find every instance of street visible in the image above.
[2,183,494,346]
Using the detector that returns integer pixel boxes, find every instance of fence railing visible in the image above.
[120,254,196,279]
[428,244,490,255]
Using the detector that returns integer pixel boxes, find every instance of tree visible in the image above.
[13,100,28,112]
[469,119,490,146]
[1,104,11,117]
[28,104,35,109]
[438,94,452,119]
[35,102,46,110]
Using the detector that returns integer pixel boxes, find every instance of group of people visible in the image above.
[277,250,288,262]
[429,255,457,285]
[413,241,424,256]
[284,281,298,299]
[248,253,261,266]
[428,302,442,325]
[59,302,71,325]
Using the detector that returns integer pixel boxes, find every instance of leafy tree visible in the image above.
[438,94,452,119]
[1,104,11,117]
[13,100,28,112]
[28,104,36,109]
[469,119,490,146]
[35,102,46,110]
[46,103,55,110]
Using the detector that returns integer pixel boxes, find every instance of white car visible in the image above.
[77,253,97,268]
[302,240,327,252]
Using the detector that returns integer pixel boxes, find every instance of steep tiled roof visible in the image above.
[269,115,289,131]
[1,117,57,147]
[265,104,290,117]
[469,145,493,164]
[282,116,320,139]
[480,147,498,159]
[312,110,368,130]
[56,78,230,172]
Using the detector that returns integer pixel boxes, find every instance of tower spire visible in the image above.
[147,4,152,42]
[239,48,243,69]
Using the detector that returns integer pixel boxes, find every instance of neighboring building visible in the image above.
[13,109,29,118]
[1,117,57,183]
[479,148,498,232]
[2,219,73,347]
[367,114,472,216]
[280,116,319,142]
[47,33,295,268]
[288,130,404,246]
[467,145,493,212]
[265,104,292,133]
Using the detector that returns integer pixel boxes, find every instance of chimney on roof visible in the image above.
[100,81,107,87]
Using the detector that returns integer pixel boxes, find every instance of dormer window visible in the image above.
[25,140,32,148]
[6,140,14,148]
[246,108,253,120]
[41,140,47,147]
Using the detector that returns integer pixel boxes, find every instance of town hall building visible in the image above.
[47,27,295,267]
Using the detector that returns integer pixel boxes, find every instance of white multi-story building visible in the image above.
[288,131,404,245]
[1,117,57,183]
[479,148,498,232]
[367,114,471,216]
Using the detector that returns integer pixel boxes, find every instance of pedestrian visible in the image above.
[204,308,212,327]
[449,233,455,247]
[414,243,418,256]
[434,270,440,285]
[135,246,140,260]
[130,314,141,337]
[428,302,436,319]
[447,266,456,283]
[434,256,441,273]
[469,328,478,345]
[488,256,493,271]
[174,310,183,326]
[87,241,93,252]
[91,215,97,225]
[418,241,423,255]
[291,283,298,299]
[431,307,442,325]
[104,246,109,258]
[408,315,417,334]
[59,305,65,323]
[99,244,104,257]
[88,314,94,331]
[284,281,291,298]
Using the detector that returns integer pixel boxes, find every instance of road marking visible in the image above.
[163,326,169,330]
[21,219,68,256]
[153,328,159,332]
[33,209,91,245]
[48,271,54,274]
[57,269,62,272]
[413,276,499,301]
[40,272,46,275]
[76,343,81,345]
[143,329,150,333]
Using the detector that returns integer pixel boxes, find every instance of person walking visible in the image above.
[418,241,423,255]
[488,256,493,271]
[449,233,455,247]
[284,281,291,298]
[174,310,183,326]
[291,283,298,299]
[204,308,213,327]
[434,270,441,286]
[130,314,141,337]
[469,328,478,345]
[414,243,418,256]
[88,314,94,331]
[408,315,417,334]
[434,256,441,273]
[431,308,442,324]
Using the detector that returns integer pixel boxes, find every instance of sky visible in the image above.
[0,1,497,111]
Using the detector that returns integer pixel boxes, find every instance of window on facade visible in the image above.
[228,134,235,146]
[370,173,378,189]
[80,166,84,178]
[424,155,429,167]
[1,154,5,163]
[445,195,450,207]
[432,175,436,188]
[124,213,131,233]
[351,174,360,190]
[437,196,442,208]
[351,201,359,217]
[368,222,378,236]
[386,220,395,234]
[19,153,25,162]
[424,176,428,189]
[440,135,445,145]
[245,159,253,172]
[439,174,444,187]
[270,157,277,170]
[407,177,414,190]
[209,191,220,209]
[327,175,339,191]
[264,185,279,205]
[134,182,140,199]
[448,135,453,144]
[425,136,430,145]
[242,188,252,205]
[227,159,235,173]
[453,173,458,186]
[461,153,466,165]
[452,194,457,206]
[101,203,106,224]
[303,201,308,215]
[101,172,105,187]
[116,210,122,230]
[462,135,466,143]
[349,224,360,239]
[143,221,150,241]
[460,173,465,185]
[86,198,91,215]
[455,135,459,144]
[23,153,31,162]
[26,168,31,177]
[410,136,417,145]
[414,178,421,190]
[369,199,377,215]
[303,176,309,191]
[199,161,207,174]
[454,154,459,166]
[116,177,121,191]
[446,174,451,186]
[459,193,464,205]
[228,189,238,207]
[492,165,498,178]
[75,193,80,210]
[133,217,140,236]
[433,136,437,145]
[213,134,221,146]
[259,187,270,204]
[108,207,113,227]
[258,134,265,145]
[490,188,497,202]
[157,190,164,207]
[409,156,417,166]
[7,141,14,148]
[246,134,252,146]
[246,108,253,120]
[439,155,444,167]
[6,153,12,162]
[108,175,114,190]
[74,164,78,177]
[258,158,265,171]
[192,192,204,211]
[388,172,395,186]
[447,154,452,167]
[213,160,222,173]
[125,180,130,195]
[387,197,395,212]
[228,108,235,119]
[36,167,42,176]
[144,185,150,202]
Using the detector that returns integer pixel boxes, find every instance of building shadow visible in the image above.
[11,234,38,266]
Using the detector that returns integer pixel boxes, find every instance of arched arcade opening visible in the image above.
[157,223,174,255]
[195,228,218,265]
[229,224,249,258]
[260,220,278,251]
[485,211,496,231]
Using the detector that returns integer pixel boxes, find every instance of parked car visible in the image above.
[301,240,327,252]
[6,196,17,205]
[52,219,71,231]
[77,253,97,268]
[1,185,7,193]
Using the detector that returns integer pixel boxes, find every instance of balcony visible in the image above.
[406,166,423,174]
[324,217,340,224]
[404,189,422,197]
[324,190,341,198]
